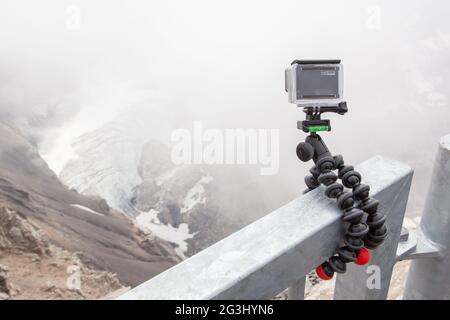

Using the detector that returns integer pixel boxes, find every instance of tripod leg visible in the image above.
[303,165,320,194]
[297,133,387,280]
[313,152,371,279]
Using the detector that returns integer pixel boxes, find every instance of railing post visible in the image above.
[334,158,413,300]
[404,134,450,300]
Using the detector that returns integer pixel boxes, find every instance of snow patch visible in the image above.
[181,175,213,214]
[135,209,196,259]
[70,204,105,217]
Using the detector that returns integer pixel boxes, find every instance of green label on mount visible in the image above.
[309,125,329,133]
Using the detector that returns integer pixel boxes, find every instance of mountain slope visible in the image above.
[0,123,178,286]
[0,205,124,300]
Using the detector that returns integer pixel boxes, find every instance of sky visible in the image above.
[1,0,450,216]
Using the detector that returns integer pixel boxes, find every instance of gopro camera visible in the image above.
[285,60,343,106]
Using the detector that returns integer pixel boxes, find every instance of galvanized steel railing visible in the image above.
[118,135,450,300]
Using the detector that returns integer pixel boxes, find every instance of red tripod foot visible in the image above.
[355,247,371,266]
[315,265,333,281]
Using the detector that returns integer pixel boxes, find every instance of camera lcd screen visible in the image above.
[296,66,340,100]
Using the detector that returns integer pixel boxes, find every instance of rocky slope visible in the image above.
[0,123,179,288]
[0,205,124,300]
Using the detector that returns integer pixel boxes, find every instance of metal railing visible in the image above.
[118,135,450,300]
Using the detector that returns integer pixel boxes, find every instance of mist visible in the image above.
[1,0,450,219]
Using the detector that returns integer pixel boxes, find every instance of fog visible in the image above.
[1,0,450,218]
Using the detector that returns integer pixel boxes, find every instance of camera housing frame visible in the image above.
[285,60,344,107]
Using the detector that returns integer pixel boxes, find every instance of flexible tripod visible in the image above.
[296,102,388,280]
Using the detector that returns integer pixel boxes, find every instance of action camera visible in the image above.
[285,60,343,106]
